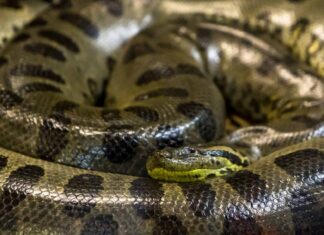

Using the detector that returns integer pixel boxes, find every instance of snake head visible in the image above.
[147,146,249,182]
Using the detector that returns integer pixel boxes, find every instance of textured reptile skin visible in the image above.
[0,0,323,234]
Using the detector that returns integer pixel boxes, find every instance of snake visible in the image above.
[0,0,323,234]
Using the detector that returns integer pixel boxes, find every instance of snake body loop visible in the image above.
[0,0,323,234]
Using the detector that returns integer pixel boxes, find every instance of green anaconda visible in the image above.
[0,0,323,234]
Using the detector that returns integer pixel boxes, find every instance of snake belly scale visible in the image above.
[0,0,323,234]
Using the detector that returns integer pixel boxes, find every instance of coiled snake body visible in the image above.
[0,0,323,234]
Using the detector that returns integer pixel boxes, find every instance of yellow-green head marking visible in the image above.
[147,146,249,182]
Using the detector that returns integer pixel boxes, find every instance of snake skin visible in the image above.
[0,0,323,234]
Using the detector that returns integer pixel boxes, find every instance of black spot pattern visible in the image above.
[253,10,274,37]
[2,37,8,44]
[256,58,276,76]
[176,64,205,78]
[10,64,65,84]
[288,189,324,234]
[0,155,7,170]
[26,18,47,28]
[82,92,92,103]
[196,27,212,48]
[134,87,189,101]
[36,100,78,161]
[129,178,164,219]
[0,57,8,68]
[124,106,159,122]
[24,42,66,61]
[123,42,155,63]
[13,25,20,33]
[223,204,262,235]
[154,125,184,149]
[288,0,306,2]
[247,99,260,114]
[103,125,139,163]
[81,214,119,235]
[11,33,30,43]
[59,12,99,39]
[153,215,188,235]
[18,83,62,96]
[290,18,310,44]
[50,0,72,9]
[101,109,121,121]
[38,29,80,53]
[177,102,216,142]
[238,83,262,117]
[275,146,324,234]
[106,57,116,74]
[203,150,248,167]
[0,165,44,230]
[136,66,176,86]
[50,100,79,122]
[226,170,268,205]
[136,64,205,86]
[0,0,22,9]
[87,78,98,98]
[303,66,322,79]
[274,149,324,182]
[291,115,320,128]
[101,0,123,16]
[180,183,216,218]
[240,37,253,47]
[292,18,310,30]
[304,36,323,66]
[157,42,178,50]
[0,90,23,109]
[94,78,109,107]
[63,174,104,218]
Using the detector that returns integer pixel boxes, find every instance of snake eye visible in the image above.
[242,160,249,166]
[184,147,196,154]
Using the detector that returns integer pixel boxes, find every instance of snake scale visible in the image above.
[0,0,323,234]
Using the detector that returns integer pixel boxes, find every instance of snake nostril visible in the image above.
[206,173,216,179]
